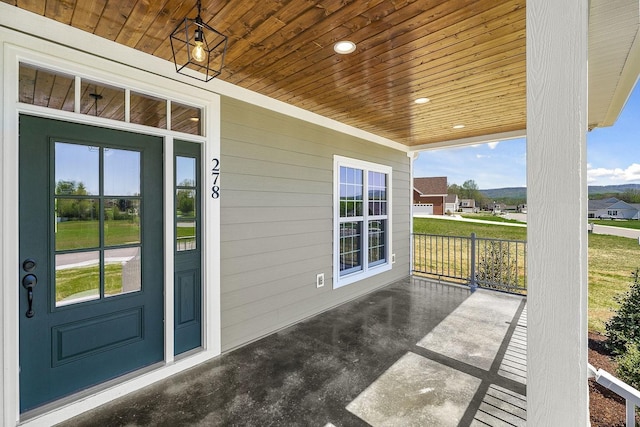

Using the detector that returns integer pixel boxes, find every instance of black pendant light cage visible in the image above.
[170,0,228,82]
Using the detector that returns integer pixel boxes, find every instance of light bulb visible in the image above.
[192,41,206,63]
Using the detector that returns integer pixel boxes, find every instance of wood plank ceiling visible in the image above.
[4,0,527,147]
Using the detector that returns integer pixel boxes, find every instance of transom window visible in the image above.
[18,62,203,135]
[333,156,392,288]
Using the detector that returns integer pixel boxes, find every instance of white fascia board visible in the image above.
[0,3,407,154]
[408,129,526,153]
[412,129,526,152]
[600,31,640,128]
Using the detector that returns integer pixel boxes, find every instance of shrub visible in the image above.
[616,342,640,390]
[605,268,640,355]
[476,241,517,289]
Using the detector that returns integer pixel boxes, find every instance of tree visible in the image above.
[461,179,486,207]
[176,190,195,216]
[605,268,640,355]
[447,183,461,197]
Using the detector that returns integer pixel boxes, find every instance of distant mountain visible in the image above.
[480,187,526,200]
[587,183,640,195]
[480,183,640,200]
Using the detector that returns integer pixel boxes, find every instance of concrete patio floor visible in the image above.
[59,277,527,427]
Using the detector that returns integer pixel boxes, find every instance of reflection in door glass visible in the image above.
[177,220,196,251]
[104,149,141,196]
[176,155,197,252]
[55,143,99,195]
[104,199,140,246]
[104,247,141,297]
[55,198,99,251]
[176,156,196,186]
[55,251,100,306]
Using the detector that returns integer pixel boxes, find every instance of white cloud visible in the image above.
[487,141,500,149]
[476,154,490,159]
[587,163,640,182]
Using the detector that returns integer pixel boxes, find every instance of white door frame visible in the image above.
[1,33,221,426]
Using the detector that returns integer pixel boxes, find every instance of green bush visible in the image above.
[616,342,640,390]
[476,241,517,288]
[605,268,640,355]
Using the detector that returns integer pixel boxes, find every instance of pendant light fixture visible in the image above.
[170,0,228,82]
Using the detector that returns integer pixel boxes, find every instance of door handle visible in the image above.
[22,274,37,318]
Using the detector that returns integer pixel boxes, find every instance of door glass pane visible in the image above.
[104,247,141,297]
[55,198,99,251]
[55,251,100,306]
[176,188,196,252]
[105,199,140,246]
[177,220,196,251]
[176,189,196,217]
[176,156,196,186]
[55,142,99,195]
[176,155,197,252]
[104,149,141,196]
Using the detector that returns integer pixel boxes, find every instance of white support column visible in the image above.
[526,0,589,425]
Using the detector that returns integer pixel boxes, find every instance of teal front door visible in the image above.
[19,115,164,413]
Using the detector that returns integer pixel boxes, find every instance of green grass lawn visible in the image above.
[56,219,139,250]
[414,217,526,240]
[177,226,196,238]
[414,217,639,333]
[56,263,124,303]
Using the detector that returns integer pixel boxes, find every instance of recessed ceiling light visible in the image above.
[334,40,356,54]
[453,124,465,129]
[414,97,430,104]
[190,117,200,122]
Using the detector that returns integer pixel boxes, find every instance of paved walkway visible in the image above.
[60,277,527,427]
[414,214,527,228]
[591,223,640,239]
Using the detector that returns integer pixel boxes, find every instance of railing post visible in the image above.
[469,232,477,291]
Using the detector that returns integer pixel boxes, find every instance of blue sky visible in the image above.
[414,82,640,190]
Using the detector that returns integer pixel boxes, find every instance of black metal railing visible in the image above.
[412,233,527,294]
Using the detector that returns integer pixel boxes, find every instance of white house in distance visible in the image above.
[588,197,640,219]
[0,1,639,425]
[445,194,460,214]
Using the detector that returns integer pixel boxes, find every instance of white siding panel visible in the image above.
[220,96,410,351]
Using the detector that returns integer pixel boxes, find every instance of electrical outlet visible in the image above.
[316,273,325,288]
[391,253,396,264]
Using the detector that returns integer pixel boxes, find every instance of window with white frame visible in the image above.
[334,156,392,288]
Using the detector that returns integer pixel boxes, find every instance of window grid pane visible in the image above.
[368,220,386,266]
[340,167,363,218]
[339,222,362,275]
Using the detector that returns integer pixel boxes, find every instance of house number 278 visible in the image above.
[211,158,220,199]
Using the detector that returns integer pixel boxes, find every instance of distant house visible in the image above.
[413,177,448,215]
[487,201,505,213]
[588,197,639,219]
[444,194,459,214]
[459,199,479,213]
